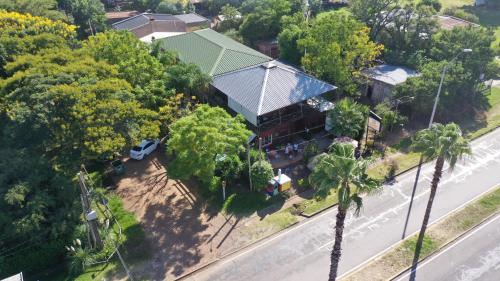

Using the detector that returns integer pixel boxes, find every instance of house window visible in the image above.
[262,134,272,146]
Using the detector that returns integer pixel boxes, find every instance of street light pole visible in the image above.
[401,48,472,240]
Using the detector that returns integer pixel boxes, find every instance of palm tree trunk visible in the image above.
[329,204,347,281]
[409,156,445,281]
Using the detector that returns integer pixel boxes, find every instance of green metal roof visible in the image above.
[159,29,271,76]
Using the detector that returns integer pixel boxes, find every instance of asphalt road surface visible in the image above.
[187,128,500,281]
[395,213,500,281]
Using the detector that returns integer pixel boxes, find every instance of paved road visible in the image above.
[395,214,500,281]
[186,128,500,281]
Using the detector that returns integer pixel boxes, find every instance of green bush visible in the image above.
[208,176,222,193]
[250,160,274,191]
[303,141,319,163]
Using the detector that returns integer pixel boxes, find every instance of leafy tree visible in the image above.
[156,0,186,13]
[378,2,438,67]
[217,4,242,31]
[0,0,68,21]
[83,31,170,109]
[393,61,481,122]
[167,105,251,183]
[309,143,380,280]
[158,93,197,132]
[239,0,292,44]
[0,10,76,75]
[216,154,244,184]
[165,62,212,96]
[58,0,107,37]
[349,0,400,41]
[0,149,79,275]
[431,26,495,82]
[1,48,160,164]
[410,123,470,279]
[374,102,407,133]
[298,10,383,94]
[278,13,307,65]
[328,99,369,138]
[250,160,274,191]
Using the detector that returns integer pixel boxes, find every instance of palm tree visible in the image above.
[309,143,380,281]
[409,123,471,280]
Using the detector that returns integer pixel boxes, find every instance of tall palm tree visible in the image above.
[409,123,471,280]
[309,143,380,281]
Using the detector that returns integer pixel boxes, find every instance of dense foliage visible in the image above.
[0,10,206,277]
[250,160,274,191]
[328,99,369,139]
[298,10,383,95]
[167,105,251,184]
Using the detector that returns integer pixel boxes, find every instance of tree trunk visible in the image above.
[329,205,347,281]
[409,156,445,281]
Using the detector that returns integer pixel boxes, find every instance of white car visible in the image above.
[129,139,160,160]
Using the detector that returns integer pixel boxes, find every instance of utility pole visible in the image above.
[247,142,253,191]
[78,172,103,250]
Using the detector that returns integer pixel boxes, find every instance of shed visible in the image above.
[362,64,419,102]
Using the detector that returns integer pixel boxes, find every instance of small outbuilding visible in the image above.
[362,64,419,102]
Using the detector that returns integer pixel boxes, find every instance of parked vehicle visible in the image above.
[129,139,159,160]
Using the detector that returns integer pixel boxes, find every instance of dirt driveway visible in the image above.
[113,147,253,280]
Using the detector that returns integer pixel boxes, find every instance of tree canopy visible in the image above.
[298,10,383,95]
[167,105,251,183]
[327,99,369,138]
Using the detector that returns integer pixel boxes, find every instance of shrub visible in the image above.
[303,141,319,163]
[208,176,222,193]
[250,160,274,191]
[442,7,479,23]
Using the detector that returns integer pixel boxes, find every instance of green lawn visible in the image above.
[439,0,473,9]
[299,190,339,216]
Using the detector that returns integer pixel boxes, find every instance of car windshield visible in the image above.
[132,146,142,152]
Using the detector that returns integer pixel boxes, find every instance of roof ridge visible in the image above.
[257,67,270,115]
[210,46,226,76]
[112,13,148,27]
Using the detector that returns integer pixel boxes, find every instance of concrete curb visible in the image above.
[388,211,500,281]
[174,221,301,281]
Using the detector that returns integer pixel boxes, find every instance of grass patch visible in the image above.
[439,0,473,9]
[299,190,339,216]
[260,207,299,230]
[344,186,500,281]
[466,87,500,139]
[222,192,285,216]
[402,236,438,258]
[367,152,421,181]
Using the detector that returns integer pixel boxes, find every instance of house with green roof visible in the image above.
[159,29,337,148]
[159,29,271,76]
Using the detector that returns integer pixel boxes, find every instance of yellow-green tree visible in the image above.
[298,10,383,95]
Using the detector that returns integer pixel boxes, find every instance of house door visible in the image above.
[367,85,373,100]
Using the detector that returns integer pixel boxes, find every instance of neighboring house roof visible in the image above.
[363,64,419,86]
[105,10,139,21]
[1,273,23,281]
[174,13,210,25]
[159,29,271,76]
[437,15,480,30]
[111,13,209,41]
[212,60,336,124]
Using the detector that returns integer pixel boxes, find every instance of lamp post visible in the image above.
[401,48,472,239]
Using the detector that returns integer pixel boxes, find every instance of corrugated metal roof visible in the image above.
[159,29,271,76]
[1,273,23,281]
[363,64,420,86]
[112,13,205,32]
[174,13,209,25]
[213,60,337,119]
[112,14,150,30]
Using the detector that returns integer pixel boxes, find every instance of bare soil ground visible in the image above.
[112,146,304,280]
